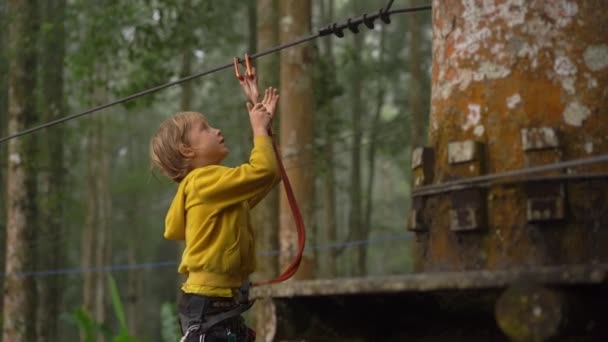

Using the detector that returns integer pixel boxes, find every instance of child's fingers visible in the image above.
[246,102,254,112]
[261,88,270,105]
[253,102,265,112]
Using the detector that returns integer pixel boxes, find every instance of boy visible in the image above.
[150,78,280,341]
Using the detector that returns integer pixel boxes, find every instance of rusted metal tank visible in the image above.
[410,0,608,272]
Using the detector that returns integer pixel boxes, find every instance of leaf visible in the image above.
[108,275,129,331]
[71,308,101,342]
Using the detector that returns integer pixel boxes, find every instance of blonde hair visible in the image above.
[150,112,202,183]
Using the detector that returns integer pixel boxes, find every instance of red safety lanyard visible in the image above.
[253,135,306,286]
[234,54,306,287]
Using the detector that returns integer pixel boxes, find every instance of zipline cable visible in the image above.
[0,3,432,144]
[7,233,414,278]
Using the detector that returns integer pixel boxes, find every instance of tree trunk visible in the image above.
[3,0,39,341]
[0,0,9,271]
[82,68,112,341]
[320,0,338,278]
[253,0,280,339]
[248,0,256,59]
[253,0,279,283]
[363,26,387,276]
[408,0,424,148]
[36,0,66,341]
[125,120,143,338]
[278,0,314,277]
[350,32,364,276]
[81,122,97,332]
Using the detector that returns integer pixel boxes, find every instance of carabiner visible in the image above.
[233,54,254,81]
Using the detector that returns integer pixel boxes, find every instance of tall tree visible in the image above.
[0,0,9,270]
[253,0,279,285]
[319,0,338,277]
[349,10,364,276]
[3,0,39,341]
[81,55,112,340]
[408,0,424,148]
[278,0,314,276]
[362,26,388,276]
[36,0,66,341]
[125,115,143,338]
[82,99,112,341]
[253,0,280,338]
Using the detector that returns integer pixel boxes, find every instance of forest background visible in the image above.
[0,0,431,340]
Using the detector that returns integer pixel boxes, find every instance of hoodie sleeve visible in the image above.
[248,171,281,209]
[164,182,187,240]
[192,136,279,209]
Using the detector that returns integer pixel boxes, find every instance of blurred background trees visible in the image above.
[0,0,431,340]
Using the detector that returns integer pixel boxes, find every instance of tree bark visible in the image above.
[278,0,314,277]
[363,26,387,276]
[82,67,112,341]
[350,31,364,277]
[320,0,338,278]
[253,1,280,339]
[0,0,9,272]
[125,121,143,338]
[3,0,39,341]
[36,0,66,341]
[408,0,424,148]
[253,0,279,282]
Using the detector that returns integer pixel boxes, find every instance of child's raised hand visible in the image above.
[246,102,272,136]
[261,87,279,120]
[238,67,260,104]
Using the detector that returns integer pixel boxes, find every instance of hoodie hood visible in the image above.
[164,179,188,240]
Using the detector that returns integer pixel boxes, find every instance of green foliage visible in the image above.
[109,275,130,338]
[71,307,110,342]
[70,275,138,342]
[160,302,181,342]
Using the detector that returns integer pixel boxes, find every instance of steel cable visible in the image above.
[0,2,431,143]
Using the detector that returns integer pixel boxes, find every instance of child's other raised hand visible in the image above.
[261,87,279,120]
[238,67,259,104]
[246,102,272,137]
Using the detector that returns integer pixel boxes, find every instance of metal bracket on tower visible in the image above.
[407,146,435,232]
[521,127,566,222]
[447,140,486,231]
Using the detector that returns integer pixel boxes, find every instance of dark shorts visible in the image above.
[178,292,255,341]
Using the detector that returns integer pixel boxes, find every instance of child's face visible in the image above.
[186,115,228,168]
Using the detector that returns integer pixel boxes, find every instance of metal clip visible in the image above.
[233,53,254,81]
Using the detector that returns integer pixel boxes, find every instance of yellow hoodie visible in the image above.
[164,136,280,297]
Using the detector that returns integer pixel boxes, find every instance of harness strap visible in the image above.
[183,282,255,336]
[253,132,306,286]
[199,301,254,332]
[186,294,207,328]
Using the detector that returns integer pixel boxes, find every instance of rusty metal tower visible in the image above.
[410,0,608,271]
